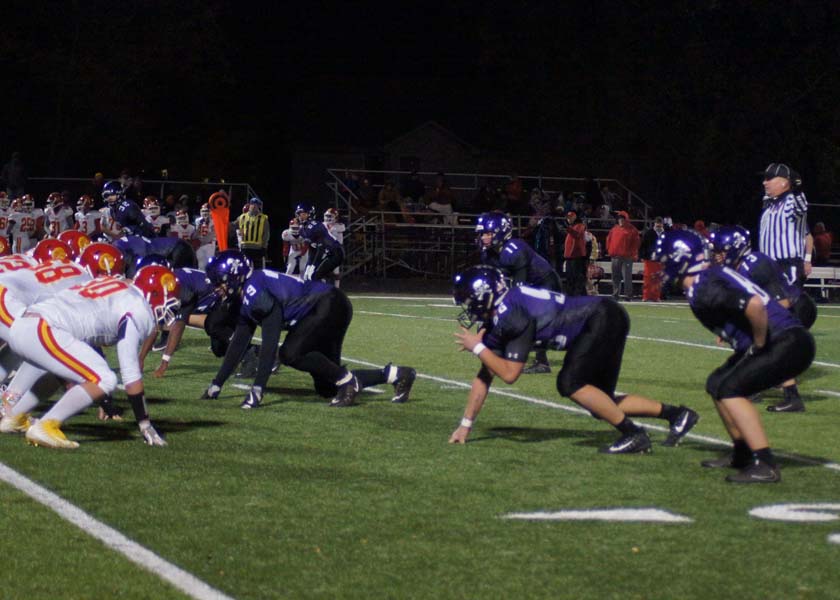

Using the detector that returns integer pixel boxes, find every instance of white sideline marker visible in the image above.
[501,508,692,523]
[0,463,235,600]
[749,503,840,522]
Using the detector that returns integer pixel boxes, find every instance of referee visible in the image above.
[759,163,809,287]
[236,197,270,268]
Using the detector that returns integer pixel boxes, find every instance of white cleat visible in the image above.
[25,419,79,449]
[0,413,32,434]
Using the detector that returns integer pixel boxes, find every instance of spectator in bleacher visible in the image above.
[640,217,666,302]
[1,152,26,198]
[563,211,588,296]
[472,181,495,214]
[84,172,105,201]
[504,175,526,215]
[427,172,456,224]
[528,188,553,261]
[693,219,711,239]
[377,180,405,224]
[600,184,621,212]
[812,222,832,266]
[606,211,640,301]
[401,171,425,205]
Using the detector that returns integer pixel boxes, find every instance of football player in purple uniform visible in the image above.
[201,250,415,409]
[653,230,815,483]
[450,265,698,454]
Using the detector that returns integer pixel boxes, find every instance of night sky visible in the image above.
[2,1,839,226]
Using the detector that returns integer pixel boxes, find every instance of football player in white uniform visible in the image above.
[194,203,216,269]
[44,192,75,237]
[281,217,309,276]
[323,208,345,287]
[74,194,102,239]
[8,195,45,253]
[1,265,180,449]
[170,209,198,247]
[143,196,170,236]
[0,192,12,238]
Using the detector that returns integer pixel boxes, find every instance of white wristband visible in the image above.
[804,253,812,262]
[460,417,474,429]
[472,343,487,356]
[161,354,172,363]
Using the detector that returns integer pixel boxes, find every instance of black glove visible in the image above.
[790,170,803,192]
[201,384,221,399]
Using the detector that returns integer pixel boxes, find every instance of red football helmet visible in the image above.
[20,194,35,212]
[324,207,339,224]
[289,218,300,235]
[33,238,73,263]
[143,196,161,217]
[46,192,63,209]
[57,230,92,259]
[133,265,181,327]
[175,209,189,225]
[77,194,94,213]
[199,203,211,219]
[0,192,10,211]
[78,242,125,277]
[0,235,10,257]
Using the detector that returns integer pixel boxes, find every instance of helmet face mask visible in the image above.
[133,265,182,327]
[652,230,710,285]
[295,203,315,224]
[21,195,35,212]
[709,226,750,267]
[289,218,300,235]
[452,266,508,329]
[199,203,210,219]
[47,192,63,209]
[102,181,124,204]
[475,213,512,252]
[143,197,161,217]
[77,195,94,213]
[175,210,189,225]
[323,208,338,224]
[205,250,252,300]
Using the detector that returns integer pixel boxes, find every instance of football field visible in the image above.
[1,296,839,600]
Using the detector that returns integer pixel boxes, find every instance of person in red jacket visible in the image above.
[563,211,588,296]
[812,222,833,266]
[605,211,640,300]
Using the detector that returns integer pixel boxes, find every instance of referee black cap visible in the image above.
[764,163,793,180]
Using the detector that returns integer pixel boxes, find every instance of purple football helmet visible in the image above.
[709,226,751,267]
[452,265,509,328]
[475,212,513,251]
[205,249,253,298]
[652,230,710,283]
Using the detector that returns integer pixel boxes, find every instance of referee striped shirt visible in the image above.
[758,191,808,260]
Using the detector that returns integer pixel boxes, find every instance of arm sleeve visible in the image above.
[785,192,808,218]
[116,317,146,385]
[212,321,257,387]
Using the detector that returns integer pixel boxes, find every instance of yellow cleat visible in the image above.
[0,413,32,434]
[25,419,79,449]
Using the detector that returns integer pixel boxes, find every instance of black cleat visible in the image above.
[599,430,652,454]
[330,375,360,408]
[725,460,781,484]
[662,406,699,447]
[522,362,551,375]
[766,398,805,413]
[391,366,416,403]
[235,345,259,379]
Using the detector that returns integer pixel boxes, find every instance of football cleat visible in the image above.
[330,374,360,408]
[25,419,79,449]
[0,412,32,434]
[240,386,263,410]
[599,430,652,454]
[766,398,805,413]
[391,366,416,403]
[662,406,699,447]
[522,361,551,375]
[725,460,781,484]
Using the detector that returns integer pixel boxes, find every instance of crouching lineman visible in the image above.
[449,265,699,453]
[709,225,816,412]
[653,230,815,483]
[0,265,180,448]
[200,250,416,409]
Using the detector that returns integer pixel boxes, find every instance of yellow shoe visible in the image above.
[25,419,79,449]
[0,413,31,434]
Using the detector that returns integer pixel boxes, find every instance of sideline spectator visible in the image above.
[812,222,832,266]
[694,219,711,239]
[640,217,666,301]
[528,188,553,261]
[606,210,640,301]
[585,230,602,296]
[1,152,26,198]
[563,211,588,296]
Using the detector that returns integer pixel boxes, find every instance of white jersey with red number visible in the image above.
[75,209,102,237]
[46,205,75,236]
[28,277,155,347]
[148,215,170,236]
[0,208,11,237]
[194,217,216,246]
[170,222,197,242]
[0,260,91,326]
[8,209,45,253]
[99,206,122,240]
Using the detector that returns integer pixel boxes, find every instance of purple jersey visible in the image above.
[484,286,603,362]
[173,267,217,316]
[737,250,800,303]
[687,266,800,353]
[115,199,156,237]
[301,220,342,252]
[481,238,557,287]
[239,269,333,326]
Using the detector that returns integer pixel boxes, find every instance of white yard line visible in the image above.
[0,463,235,600]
